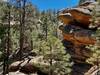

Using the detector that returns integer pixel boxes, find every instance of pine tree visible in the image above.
[39,34,72,75]
[0,1,72,74]
[0,0,11,74]
[32,11,72,75]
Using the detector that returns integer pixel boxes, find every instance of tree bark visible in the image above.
[6,3,11,74]
[19,0,26,60]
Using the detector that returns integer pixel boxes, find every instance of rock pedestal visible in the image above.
[58,1,98,75]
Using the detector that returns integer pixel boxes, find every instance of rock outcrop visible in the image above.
[58,1,99,75]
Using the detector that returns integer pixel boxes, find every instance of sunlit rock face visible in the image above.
[58,7,92,26]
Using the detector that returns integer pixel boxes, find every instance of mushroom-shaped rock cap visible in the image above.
[58,7,92,26]
[58,13,74,25]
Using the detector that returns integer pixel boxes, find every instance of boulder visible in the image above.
[19,63,37,74]
[8,56,49,75]
[9,61,22,72]
[85,65,100,75]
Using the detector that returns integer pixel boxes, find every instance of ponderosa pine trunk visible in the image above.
[19,0,26,60]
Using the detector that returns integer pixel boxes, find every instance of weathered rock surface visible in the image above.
[58,1,99,75]
[85,65,100,75]
[8,56,48,75]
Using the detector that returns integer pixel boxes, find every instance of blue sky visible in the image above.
[31,0,80,11]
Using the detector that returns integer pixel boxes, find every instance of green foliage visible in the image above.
[38,34,72,75]
[30,9,72,75]
[86,1,100,65]
[86,29,100,64]
[0,1,72,74]
[0,26,7,39]
[0,1,8,61]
